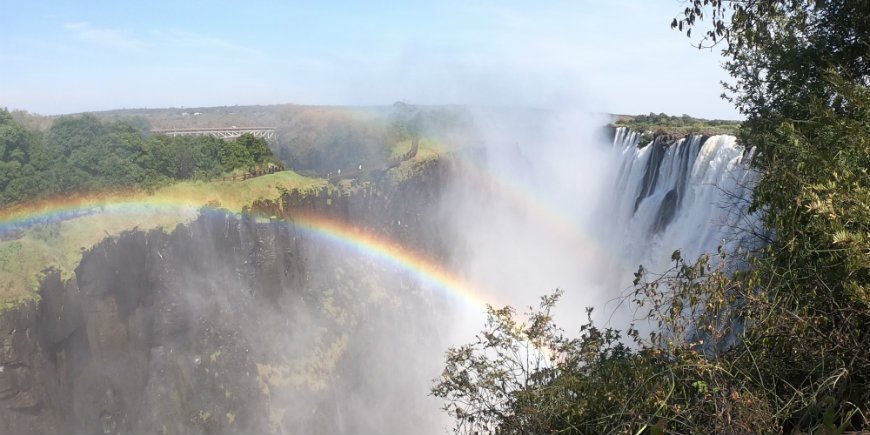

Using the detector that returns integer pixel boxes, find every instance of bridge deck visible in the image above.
[152,127,277,141]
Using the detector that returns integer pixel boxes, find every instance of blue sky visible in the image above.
[0,0,739,119]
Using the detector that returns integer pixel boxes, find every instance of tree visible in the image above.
[48,114,104,159]
[219,136,252,171]
[191,136,225,179]
[235,133,272,165]
[389,101,423,142]
[0,109,31,196]
[0,109,30,164]
[434,256,779,434]
[436,1,870,432]
[672,0,869,131]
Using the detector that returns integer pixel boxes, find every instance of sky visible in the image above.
[0,0,740,119]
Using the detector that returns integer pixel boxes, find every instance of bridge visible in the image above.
[152,127,277,141]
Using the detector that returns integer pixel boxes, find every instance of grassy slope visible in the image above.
[0,170,325,309]
[160,170,325,211]
[388,138,444,180]
[0,141,444,311]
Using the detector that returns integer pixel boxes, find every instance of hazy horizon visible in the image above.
[2,0,739,119]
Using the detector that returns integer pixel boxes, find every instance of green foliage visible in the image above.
[437,1,870,433]
[673,0,868,131]
[389,101,423,142]
[389,102,474,144]
[738,75,870,431]
[0,110,33,194]
[60,104,471,176]
[0,169,324,307]
[674,1,870,425]
[434,257,779,434]
[614,112,741,140]
[0,110,278,206]
[272,108,392,174]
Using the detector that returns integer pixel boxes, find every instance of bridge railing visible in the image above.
[151,127,277,141]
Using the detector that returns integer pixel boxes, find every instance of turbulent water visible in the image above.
[603,127,760,276]
[440,120,761,331]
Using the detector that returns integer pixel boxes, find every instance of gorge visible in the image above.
[0,125,758,434]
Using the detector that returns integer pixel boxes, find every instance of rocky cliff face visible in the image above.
[0,160,454,434]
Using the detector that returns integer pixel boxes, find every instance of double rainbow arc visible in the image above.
[0,194,489,308]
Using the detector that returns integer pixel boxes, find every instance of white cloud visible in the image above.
[63,22,147,50]
[62,22,89,30]
[151,29,263,57]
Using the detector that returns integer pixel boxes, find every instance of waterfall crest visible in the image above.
[605,127,761,274]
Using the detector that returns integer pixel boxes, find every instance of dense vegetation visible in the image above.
[273,103,471,175]
[75,103,472,177]
[613,112,740,138]
[270,108,392,175]
[435,1,870,433]
[0,111,277,206]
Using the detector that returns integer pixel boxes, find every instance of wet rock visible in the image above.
[0,162,454,434]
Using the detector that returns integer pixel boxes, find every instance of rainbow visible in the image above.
[0,192,201,231]
[288,213,490,308]
[0,155,624,309]
[1,194,562,361]
[0,193,492,309]
[453,158,587,239]
[448,157,626,270]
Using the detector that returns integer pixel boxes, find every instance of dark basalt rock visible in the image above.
[633,134,707,236]
[651,189,679,234]
[0,162,455,434]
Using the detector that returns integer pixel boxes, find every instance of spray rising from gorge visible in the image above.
[0,110,758,434]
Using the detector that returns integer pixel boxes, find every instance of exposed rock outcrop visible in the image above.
[0,162,454,434]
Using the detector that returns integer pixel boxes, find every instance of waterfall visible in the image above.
[605,127,761,275]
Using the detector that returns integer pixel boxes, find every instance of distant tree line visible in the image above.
[273,109,391,176]
[615,112,741,138]
[388,102,473,143]
[272,104,473,176]
[0,110,277,206]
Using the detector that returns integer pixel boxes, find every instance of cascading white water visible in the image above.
[605,127,761,276]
